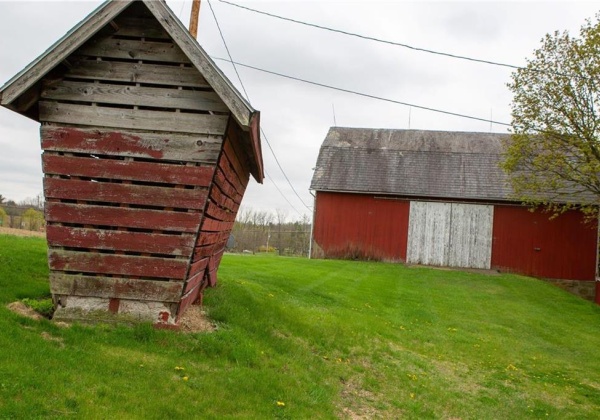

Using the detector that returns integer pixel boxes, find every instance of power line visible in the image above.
[206,0,251,101]
[207,0,313,214]
[261,127,313,211]
[264,168,303,218]
[212,57,511,127]
[217,0,578,80]
[208,0,311,214]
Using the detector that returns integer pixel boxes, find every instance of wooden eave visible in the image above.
[0,0,263,182]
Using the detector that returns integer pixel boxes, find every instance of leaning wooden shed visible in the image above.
[0,0,263,325]
[310,127,599,303]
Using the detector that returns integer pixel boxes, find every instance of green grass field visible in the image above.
[1,233,599,418]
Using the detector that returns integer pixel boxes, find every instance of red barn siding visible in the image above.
[312,192,409,261]
[491,206,597,281]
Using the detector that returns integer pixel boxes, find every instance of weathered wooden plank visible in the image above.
[214,168,243,204]
[50,272,184,302]
[43,154,214,187]
[217,155,247,196]
[42,126,222,163]
[46,225,195,256]
[113,17,171,39]
[44,178,208,209]
[223,139,250,186]
[448,203,493,269]
[195,231,228,247]
[406,201,451,266]
[187,257,209,280]
[66,60,210,88]
[204,201,236,222]
[144,1,253,128]
[77,37,189,63]
[0,1,132,106]
[48,250,188,279]
[209,184,239,212]
[215,165,246,196]
[42,80,228,112]
[201,217,233,233]
[192,242,221,261]
[183,270,205,294]
[46,202,201,233]
[39,101,229,135]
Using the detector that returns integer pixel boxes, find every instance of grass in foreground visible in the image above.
[1,234,599,418]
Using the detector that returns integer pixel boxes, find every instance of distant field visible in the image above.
[1,234,599,418]
[0,226,45,238]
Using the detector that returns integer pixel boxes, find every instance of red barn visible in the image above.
[0,0,263,326]
[310,127,599,303]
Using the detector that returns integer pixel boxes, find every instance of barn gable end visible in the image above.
[0,0,264,325]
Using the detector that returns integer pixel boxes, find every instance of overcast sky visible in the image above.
[0,0,598,221]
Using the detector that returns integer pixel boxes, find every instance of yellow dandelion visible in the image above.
[183,376,189,381]
[410,393,415,399]
[276,401,285,407]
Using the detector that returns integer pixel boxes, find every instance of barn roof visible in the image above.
[0,0,263,182]
[310,127,514,202]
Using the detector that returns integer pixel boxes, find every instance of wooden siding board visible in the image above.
[491,206,597,280]
[39,101,228,135]
[42,80,229,112]
[46,202,202,233]
[448,204,493,269]
[50,273,183,302]
[65,60,210,88]
[144,0,253,128]
[0,0,133,107]
[42,126,222,163]
[407,201,452,266]
[46,225,195,256]
[44,178,207,209]
[312,192,410,261]
[77,37,190,63]
[43,154,214,187]
[48,250,188,279]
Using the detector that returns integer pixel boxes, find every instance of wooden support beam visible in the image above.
[189,0,202,39]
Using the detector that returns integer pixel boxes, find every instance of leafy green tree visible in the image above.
[21,208,44,231]
[0,207,7,227]
[502,15,600,216]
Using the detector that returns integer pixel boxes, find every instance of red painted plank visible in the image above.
[209,185,239,213]
[183,271,205,294]
[195,231,228,246]
[214,168,243,204]
[49,250,188,279]
[46,225,195,256]
[44,178,207,209]
[186,257,209,284]
[491,206,597,281]
[193,242,224,261]
[41,126,221,163]
[43,154,214,187]
[46,202,201,233]
[223,139,250,186]
[217,154,247,196]
[201,218,233,233]
[205,201,236,222]
[312,192,410,262]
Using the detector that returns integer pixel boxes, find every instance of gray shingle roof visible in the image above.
[310,127,514,201]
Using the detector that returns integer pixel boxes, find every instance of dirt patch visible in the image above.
[0,227,45,238]
[41,331,64,347]
[7,301,44,320]
[178,304,217,333]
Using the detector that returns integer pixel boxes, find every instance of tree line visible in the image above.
[229,208,312,257]
[0,193,45,231]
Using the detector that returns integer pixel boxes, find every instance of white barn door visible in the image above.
[407,201,493,269]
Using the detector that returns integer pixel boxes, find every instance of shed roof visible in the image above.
[0,0,263,182]
[310,127,513,202]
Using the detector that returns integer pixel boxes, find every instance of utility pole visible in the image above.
[189,0,201,38]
